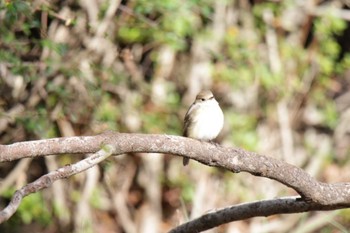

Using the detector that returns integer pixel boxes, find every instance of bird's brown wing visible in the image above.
[183,103,198,137]
[183,103,199,166]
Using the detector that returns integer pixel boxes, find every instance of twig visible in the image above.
[0,144,115,223]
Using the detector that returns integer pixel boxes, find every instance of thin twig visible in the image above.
[0,144,115,223]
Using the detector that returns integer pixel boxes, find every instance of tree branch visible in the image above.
[0,144,115,223]
[1,132,350,227]
[169,196,347,233]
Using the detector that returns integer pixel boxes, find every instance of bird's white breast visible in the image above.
[188,100,224,140]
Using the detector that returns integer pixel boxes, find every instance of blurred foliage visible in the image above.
[1,0,350,232]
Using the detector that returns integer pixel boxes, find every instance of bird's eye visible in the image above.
[201,98,205,101]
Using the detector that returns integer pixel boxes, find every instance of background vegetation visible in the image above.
[1,0,350,232]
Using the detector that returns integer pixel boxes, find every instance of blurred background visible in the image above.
[1,0,350,232]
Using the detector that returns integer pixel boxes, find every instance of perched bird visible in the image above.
[183,90,224,166]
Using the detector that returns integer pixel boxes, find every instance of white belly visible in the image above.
[188,103,224,140]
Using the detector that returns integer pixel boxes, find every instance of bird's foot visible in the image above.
[209,140,220,147]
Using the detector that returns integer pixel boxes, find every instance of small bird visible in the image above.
[183,90,224,166]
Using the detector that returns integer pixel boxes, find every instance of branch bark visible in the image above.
[169,196,345,233]
[0,144,115,223]
[1,132,350,229]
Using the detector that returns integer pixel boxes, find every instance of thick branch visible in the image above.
[169,196,348,233]
[1,132,350,206]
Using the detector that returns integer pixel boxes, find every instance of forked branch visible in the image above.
[0,132,350,228]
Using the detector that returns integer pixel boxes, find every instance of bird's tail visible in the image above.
[183,157,190,166]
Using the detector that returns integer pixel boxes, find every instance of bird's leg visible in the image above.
[209,140,220,146]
